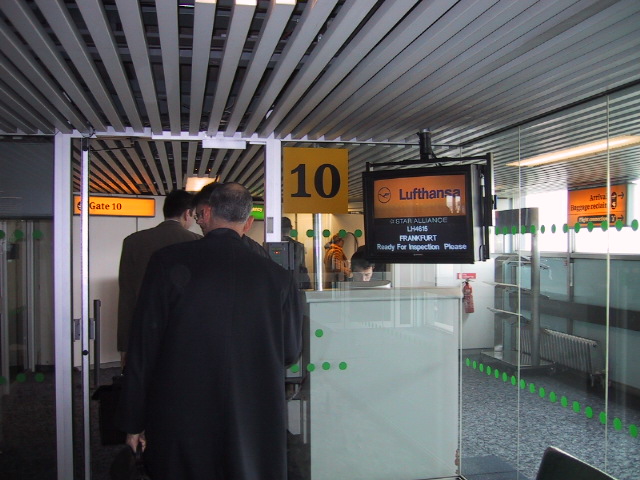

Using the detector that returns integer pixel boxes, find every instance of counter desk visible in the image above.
[300,286,462,480]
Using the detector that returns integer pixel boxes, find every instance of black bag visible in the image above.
[92,374,127,445]
[110,444,151,480]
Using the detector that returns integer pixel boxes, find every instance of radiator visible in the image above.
[519,326,604,377]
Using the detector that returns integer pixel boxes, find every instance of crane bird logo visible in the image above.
[377,187,391,203]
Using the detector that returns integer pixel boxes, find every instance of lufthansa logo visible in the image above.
[377,187,391,203]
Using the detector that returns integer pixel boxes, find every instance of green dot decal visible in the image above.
[613,418,622,431]
[599,412,607,424]
[561,396,568,407]
[16,373,27,383]
[479,364,484,372]
[562,224,569,233]
[502,226,508,235]
[632,219,639,231]
[511,226,517,235]
[494,369,500,379]
[549,392,557,403]
[538,387,546,398]
[338,229,347,238]
[33,230,44,240]
[502,372,508,382]
[601,222,608,231]
[521,225,527,234]
[0,376,6,385]
[465,358,471,367]
[574,223,580,233]
[520,379,526,389]
[551,224,557,233]
[486,366,492,375]
[354,229,362,237]
[540,225,546,234]
[339,362,348,370]
[585,406,593,418]
[530,225,537,234]
[472,361,477,369]
[511,375,516,385]
[322,229,331,238]
[306,229,314,238]
[630,425,638,438]
[615,220,623,231]
[572,401,581,413]
[322,362,331,370]
[529,383,536,393]
[315,329,324,338]
[307,363,316,372]
[290,364,300,373]
[35,372,45,382]
[14,229,25,240]
[290,229,298,238]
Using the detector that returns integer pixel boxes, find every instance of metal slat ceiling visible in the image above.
[0,0,638,202]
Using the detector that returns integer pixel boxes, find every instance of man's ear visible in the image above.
[242,215,254,234]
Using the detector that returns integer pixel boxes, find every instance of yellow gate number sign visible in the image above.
[283,147,348,214]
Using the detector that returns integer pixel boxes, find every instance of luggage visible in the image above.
[110,444,151,480]
[92,374,127,445]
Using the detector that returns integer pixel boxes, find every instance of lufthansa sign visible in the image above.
[73,196,156,217]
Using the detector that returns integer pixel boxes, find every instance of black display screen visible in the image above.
[362,165,480,264]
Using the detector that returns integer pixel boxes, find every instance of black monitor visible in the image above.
[362,163,491,264]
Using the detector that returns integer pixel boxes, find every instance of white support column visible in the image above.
[53,132,74,480]
[264,138,282,243]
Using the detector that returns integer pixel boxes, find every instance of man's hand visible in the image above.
[126,432,147,452]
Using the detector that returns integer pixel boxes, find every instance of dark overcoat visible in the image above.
[116,228,304,480]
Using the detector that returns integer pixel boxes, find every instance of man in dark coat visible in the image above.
[117,189,201,364]
[116,182,304,480]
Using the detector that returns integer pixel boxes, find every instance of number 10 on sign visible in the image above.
[283,147,349,214]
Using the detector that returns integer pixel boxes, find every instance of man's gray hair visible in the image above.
[208,182,253,223]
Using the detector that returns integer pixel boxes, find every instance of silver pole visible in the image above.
[530,209,541,367]
[313,214,323,291]
[81,140,92,478]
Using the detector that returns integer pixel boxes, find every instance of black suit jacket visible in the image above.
[117,220,201,351]
[117,228,303,480]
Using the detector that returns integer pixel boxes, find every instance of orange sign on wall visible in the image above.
[283,147,348,214]
[567,185,627,226]
[73,196,156,217]
[373,174,467,219]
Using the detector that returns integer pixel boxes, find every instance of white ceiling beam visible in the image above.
[241,0,339,135]
[289,0,455,139]
[156,142,174,190]
[270,0,419,138]
[138,140,166,195]
[223,0,296,135]
[259,0,379,137]
[156,1,182,135]
[35,0,126,132]
[188,1,217,135]
[0,25,86,132]
[75,0,144,132]
[207,1,257,134]
[0,82,54,133]
[172,141,184,189]
[1,0,106,131]
[114,0,163,133]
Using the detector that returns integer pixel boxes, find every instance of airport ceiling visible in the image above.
[0,0,639,201]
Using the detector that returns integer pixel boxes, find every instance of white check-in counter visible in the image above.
[304,286,461,480]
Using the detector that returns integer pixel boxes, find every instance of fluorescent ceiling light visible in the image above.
[195,0,216,4]
[507,135,640,167]
[202,137,247,149]
[185,176,217,192]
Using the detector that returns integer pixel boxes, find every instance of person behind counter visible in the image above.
[324,233,351,287]
[350,247,375,282]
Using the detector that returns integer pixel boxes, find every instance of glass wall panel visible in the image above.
[0,219,56,478]
[458,84,640,480]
